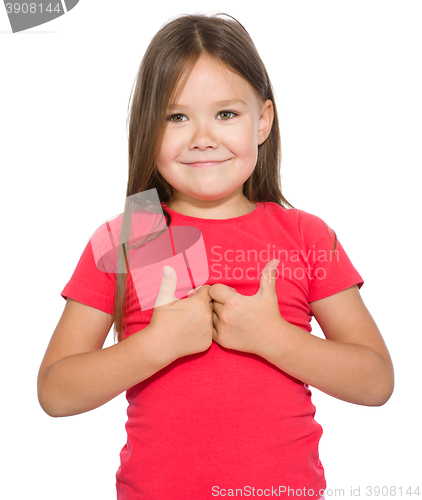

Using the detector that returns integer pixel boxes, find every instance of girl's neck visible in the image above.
[164,196,257,220]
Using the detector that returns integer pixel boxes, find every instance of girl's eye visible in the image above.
[217,111,236,120]
[168,114,187,123]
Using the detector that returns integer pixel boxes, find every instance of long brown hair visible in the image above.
[112,13,294,343]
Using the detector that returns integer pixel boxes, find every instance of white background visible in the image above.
[1,1,421,499]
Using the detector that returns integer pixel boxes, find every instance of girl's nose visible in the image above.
[188,124,219,150]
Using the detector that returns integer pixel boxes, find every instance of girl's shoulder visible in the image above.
[263,202,331,232]
[262,202,337,251]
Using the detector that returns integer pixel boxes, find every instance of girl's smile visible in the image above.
[156,55,274,218]
[182,159,232,168]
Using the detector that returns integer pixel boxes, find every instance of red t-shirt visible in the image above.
[61,201,363,499]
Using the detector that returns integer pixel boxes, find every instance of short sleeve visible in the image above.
[61,238,116,315]
[297,210,364,303]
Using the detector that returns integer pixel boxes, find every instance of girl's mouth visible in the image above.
[183,160,230,168]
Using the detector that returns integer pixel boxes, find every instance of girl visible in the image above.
[37,13,394,500]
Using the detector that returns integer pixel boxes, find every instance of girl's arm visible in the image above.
[38,274,213,418]
[37,298,168,417]
[259,285,394,406]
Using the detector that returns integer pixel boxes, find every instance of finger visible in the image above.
[211,300,221,316]
[208,283,235,303]
[187,285,205,297]
[154,265,178,308]
[213,326,218,342]
[212,313,219,342]
[256,259,279,297]
[268,259,279,283]
[193,284,212,299]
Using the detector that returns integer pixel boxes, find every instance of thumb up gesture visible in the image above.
[149,266,214,364]
[209,259,282,357]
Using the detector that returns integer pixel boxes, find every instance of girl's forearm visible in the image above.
[38,326,168,418]
[258,319,394,406]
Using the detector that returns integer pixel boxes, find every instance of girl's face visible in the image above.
[156,55,273,215]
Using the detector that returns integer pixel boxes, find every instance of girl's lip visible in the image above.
[183,160,229,167]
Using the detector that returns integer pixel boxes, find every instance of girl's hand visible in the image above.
[148,266,214,364]
[209,259,282,356]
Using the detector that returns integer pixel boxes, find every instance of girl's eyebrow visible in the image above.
[215,99,247,107]
[168,99,247,110]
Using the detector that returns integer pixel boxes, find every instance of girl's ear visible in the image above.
[257,99,274,145]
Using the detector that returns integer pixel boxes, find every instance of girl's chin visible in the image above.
[189,191,235,202]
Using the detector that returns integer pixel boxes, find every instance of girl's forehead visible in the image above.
[188,56,242,84]
[174,55,259,102]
